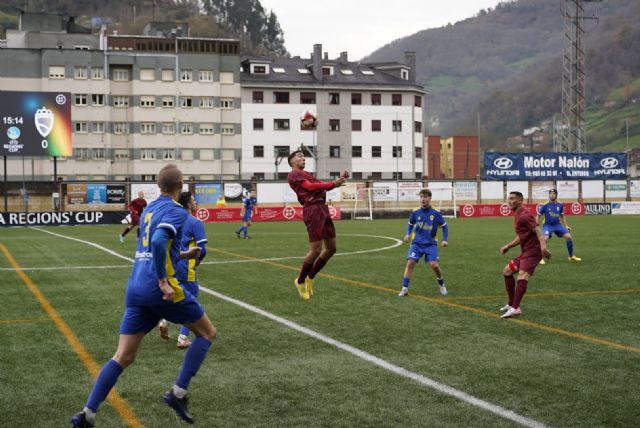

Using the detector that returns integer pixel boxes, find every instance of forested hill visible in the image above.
[364,0,640,151]
[0,0,288,56]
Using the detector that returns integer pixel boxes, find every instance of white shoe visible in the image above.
[398,287,409,297]
[439,285,448,296]
[501,307,522,318]
[499,304,512,313]
[119,235,125,243]
[159,319,170,341]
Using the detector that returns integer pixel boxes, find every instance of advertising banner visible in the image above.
[630,180,640,198]
[611,202,640,215]
[584,203,612,215]
[459,203,585,218]
[0,211,128,227]
[106,185,126,204]
[557,180,579,199]
[340,182,366,202]
[398,182,423,201]
[454,182,477,201]
[0,91,73,156]
[484,152,627,180]
[531,181,555,200]
[194,183,223,205]
[66,183,87,204]
[372,182,396,201]
[86,184,107,204]
[194,206,341,223]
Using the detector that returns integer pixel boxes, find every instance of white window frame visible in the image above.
[141,148,156,160]
[91,94,105,106]
[113,122,129,134]
[93,148,106,160]
[75,122,88,133]
[199,149,214,160]
[199,123,214,135]
[180,97,193,108]
[140,123,156,134]
[162,149,175,160]
[161,69,175,81]
[162,96,175,108]
[162,122,176,134]
[180,123,194,134]
[199,97,214,108]
[74,67,88,79]
[91,122,105,134]
[199,70,213,82]
[74,94,88,106]
[220,72,234,84]
[91,68,104,80]
[113,96,130,108]
[221,124,235,135]
[74,148,90,160]
[140,96,156,108]
[112,68,129,81]
[114,149,129,160]
[140,68,155,81]
[181,149,194,161]
[220,98,234,109]
[180,69,193,82]
[49,66,65,79]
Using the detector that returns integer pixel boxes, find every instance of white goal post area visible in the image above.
[352,184,457,220]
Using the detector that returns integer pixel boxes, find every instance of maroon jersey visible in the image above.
[287,170,334,206]
[514,207,541,255]
[129,197,147,216]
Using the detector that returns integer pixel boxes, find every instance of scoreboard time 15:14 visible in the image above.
[3,116,25,125]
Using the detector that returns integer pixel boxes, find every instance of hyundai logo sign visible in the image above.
[493,157,513,169]
[600,157,619,169]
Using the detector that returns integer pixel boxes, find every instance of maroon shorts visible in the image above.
[508,252,542,275]
[303,204,336,242]
[130,213,140,226]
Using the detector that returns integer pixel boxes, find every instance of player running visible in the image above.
[119,191,147,243]
[287,150,347,300]
[398,189,449,297]
[535,188,581,264]
[235,190,257,239]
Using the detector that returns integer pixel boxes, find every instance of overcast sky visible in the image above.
[259,0,504,60]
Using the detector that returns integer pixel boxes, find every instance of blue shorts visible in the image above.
[407,243,439,263]
[543,224,569,238]
[181,280,199,298]
[119,298,205,335]
[242,211,252,222]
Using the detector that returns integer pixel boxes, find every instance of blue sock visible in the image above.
[236,226,243,234]
[176,336,212,389]
[179,326,190,337]
[243,228,249,237]
[402,277,410,287]
[437,277,445,286]
[567,240,574,257]
[86,359,124,412]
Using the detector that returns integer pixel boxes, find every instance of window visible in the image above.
[252,65,266,74]
[372,146,381,158]
[180,123,193,134]
[91,68,104,80]
[340,69,354,75]
[401,69,409,80]
[414,95,422,107]
[75,122,88,133]
[371,93,381,105]
[392,171,403,180]
[392,120,402,132]
[415,147,422,158]
[274,119,290,130]
[113,96,130,108]
[200,149,214,160]
[322,66,334,76]
[141,149,156,160]
[199,70,213,82]
[162,96,175,108]
[330,146,341,158]
[274,92,290,103]
[114,149,129,160]
[371,120,381,132]
[140,96,155,107]
[361,69,375,76]
[351,120,362,131]
[272,67,286,74]
[300,92,316,104]
[253,91,263,103]
[351,93,362,105]
[297,68,310,74]
[329,119,340,131]
[329,171,341,179]
[220,98,234,109]
[220,72,234,84]
[74,45,90,50]
[73,94,87,106]
[91,122,105,133]
[274,146,290,157]
[393,146,403,158]
[199,97,214,108]
[93,148,106,160]
[352,172,363,180]
[199,123,214,134]
[74,67,87,79]
[392,94,402,106]
[180,97,193,108]
[329,93,340,105]
[113,123,129,134]
[161,69,174,81]
[277,172,289,180]
[221,124,235,135]
[162,149,175,160]
[92,94,104,106]
[253,118,264,130]
[49,66,65,79]
[140,123,156,134]
[352,146,362,157]
[74,148,90,160]
[140,68,155,81]
[113,69,129,81]
[414,121,422,133]
[180,69,193,82]
[181,149,194,161]
[162,122,175,134]
[370,172,382,179]
[253,146,264,158]
[253,172,265,180]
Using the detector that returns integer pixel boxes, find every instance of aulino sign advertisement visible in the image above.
[484,153,627,180]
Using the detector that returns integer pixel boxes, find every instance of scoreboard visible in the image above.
[0,91,72,156]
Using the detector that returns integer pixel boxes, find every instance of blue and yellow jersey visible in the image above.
[537,202,563,226]
[125,195,189,305]
[242,196,257,215]
[176,215,208,284]
[407,206,448,246]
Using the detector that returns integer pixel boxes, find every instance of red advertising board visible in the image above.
[459,203,585,218]
[195,206,341,223]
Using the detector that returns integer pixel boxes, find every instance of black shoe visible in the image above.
[71,411,94,428]
[235,231,241,238]
[163,389,194,424]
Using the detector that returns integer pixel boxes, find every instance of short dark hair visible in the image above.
[287,150,303,166]
[419,188,432,197]
[509,191,524,200]
[177,191,192,209]
[157,164,183,194]
[549,188,558,194]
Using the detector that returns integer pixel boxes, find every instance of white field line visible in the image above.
[27,227,547,428]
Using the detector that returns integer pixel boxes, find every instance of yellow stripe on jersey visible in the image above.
[166,240,185,303]
[187,240,197,282]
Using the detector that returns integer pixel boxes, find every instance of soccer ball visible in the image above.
[300,110,319,129]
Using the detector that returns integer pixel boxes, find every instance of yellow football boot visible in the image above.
[293,278,310,300]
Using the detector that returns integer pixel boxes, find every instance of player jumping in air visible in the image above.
[535,188,581,264]
[499,191,551,319]
[119,191,147,242]
[287,150,347,300]
[235,190,257,239]
[398,188,449,297]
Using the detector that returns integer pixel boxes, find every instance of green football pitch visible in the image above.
[1,216,639,427]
